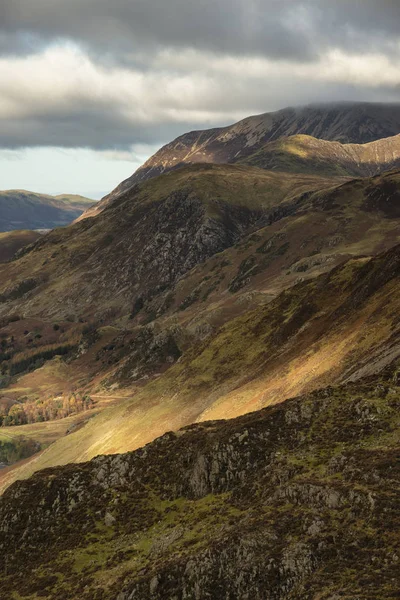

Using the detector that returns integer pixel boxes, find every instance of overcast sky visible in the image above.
[1,0,400,198]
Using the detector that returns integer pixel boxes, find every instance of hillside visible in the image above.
[2,166,400,325]
[0,361,399,599]
[0,164,343,321]
[86,102,400,217]
[0,230,41,263]
[0,190,95,232]
[0,164,398,488]
[1,237,400,493]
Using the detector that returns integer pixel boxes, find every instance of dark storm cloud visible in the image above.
[0,0,313,61]
[1,0,400,61]
[0,112,194,150]
[0,0,400,152]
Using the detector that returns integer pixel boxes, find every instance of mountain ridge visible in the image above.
[83,101,400,218]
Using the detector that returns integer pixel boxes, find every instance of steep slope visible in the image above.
[0,363,399,599]
[0,165,341,321]
[2,239,400,493]
[152,168,400,316]
[88,101,400,216]
[0,190,95,231]
[3,167,400,326]
[240,133,400,177]
[0,230,41,262]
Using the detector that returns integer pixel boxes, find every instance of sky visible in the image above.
[1,0,400,199]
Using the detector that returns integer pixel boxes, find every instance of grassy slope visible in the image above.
[2,241,399,493]
[240,133,400,177]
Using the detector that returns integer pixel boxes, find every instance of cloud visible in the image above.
[0,1,400,151]
[2,0,400,63]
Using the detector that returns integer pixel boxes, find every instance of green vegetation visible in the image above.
[0,433,39,464]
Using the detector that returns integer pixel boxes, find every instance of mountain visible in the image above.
[1,103,400,599]
[0,361,399,599]
[1,166,399,325]
[85,102,400,217]
[0,230,42,263]
[0,190,95,232]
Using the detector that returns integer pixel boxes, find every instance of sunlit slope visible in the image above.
[239,133,400,177]
[2,241,399,493]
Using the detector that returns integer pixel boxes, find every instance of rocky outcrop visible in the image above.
[0,364,399,599]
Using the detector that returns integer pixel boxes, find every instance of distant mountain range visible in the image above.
[0,190,95,232]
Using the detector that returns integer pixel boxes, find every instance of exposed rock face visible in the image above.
[93,102,400,212]
[0,365,399,599]
[0,164,337,320]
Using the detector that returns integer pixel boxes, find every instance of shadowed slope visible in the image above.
[0,230,41,262]
[0,164,341,321]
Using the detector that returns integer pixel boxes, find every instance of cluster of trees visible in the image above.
[0,436,39,464]
[0,393,94,426]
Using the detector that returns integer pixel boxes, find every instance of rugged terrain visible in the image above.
[0,165,345,321]
[0,163,399,488]
[0,363,399,599]
[0,103,400,598]
[1,236,400,493]
[0,190,94,231]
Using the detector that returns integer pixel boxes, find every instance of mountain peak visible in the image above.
[97,101,400,209]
